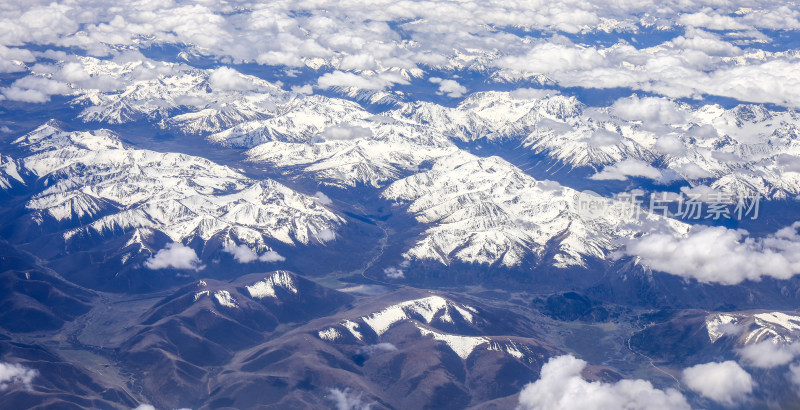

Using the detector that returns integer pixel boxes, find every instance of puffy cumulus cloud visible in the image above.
[0,1,799,110]
[320,124,373,141]
[222,244,286,263]
[0,45,35,73]
[669,29,742,57]
[670,162,713,179]
[682,361,753,405]
[429,77,467,98]
[517,355,689,410]
[222,244,260,263]
[313,191,333,205]
[0,1,798,107]
[132,405,156,410]
[145,243,205,271]
[777,154,800,173]
[316,228,336,242]
[686,60,800,109]
[0,361,37,391]
[737,341,800,369]
[383,266,405,279]
[328,388,372,410]
[678,10,750,31]
[259,250,286,262]
[621,222,800,285]
[317,71,407,91]
[494,31,800,110]
[384,260,409,279]
[654,135,687,156]
[611,96,687,125]
[496,41,607,76]
[587,129,622,148]
[590,159,663,181]
[29,60,123,92]
[291,84,314,95]
[0,2,80,47]
[509,88,560,100]
[1,76,71,103]
[208,67,258,91]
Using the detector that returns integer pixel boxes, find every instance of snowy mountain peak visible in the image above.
[360,295,478,336]
[706,311,800,345]
[13,121,124,153]
[245,271,299,299]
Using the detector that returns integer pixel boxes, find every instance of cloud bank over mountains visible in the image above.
[1,1,800,108]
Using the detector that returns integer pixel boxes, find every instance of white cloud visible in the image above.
[383,266,405,279]
[590,159,663,181]
[208,67,257,91]
[357,343,398,355]
[222,244,285,263]
[0,45,34,73]
[256,51,304,67]
[587,129,622,147]
[777,154,800,173]
[316,228,336,242]
[496,41,607,75]
[259,250,286,262]
[132,405,156,410]
[222,243,258,263]
[429,77,467,98]
[671,162,713,179]
[622,222,800,285]
[682,361,753,405]
[328,388,372,410]
[517,355,689,410]
[611,96,687,125]
[291,84,314,95]
[321,125,373,141]
[0,362,37,391]
[737,341,800,369]
[314,191,333,205]
[654,135,687,156]
[1,76,70,103]
[791,363,800,387]
[679,10,750,31]
[509,88,560,100]
[318,71,406,90]
[145,243,205,271]
[0,1,798,109]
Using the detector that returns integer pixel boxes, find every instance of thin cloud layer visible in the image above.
[516,355,689,410]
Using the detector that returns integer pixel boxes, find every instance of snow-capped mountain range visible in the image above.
[4,121,342,257]
[706,311,800,345]
[52,57,800,198]
[383,151,688,268]
[6,57,800,273]
[317,295,543,361]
